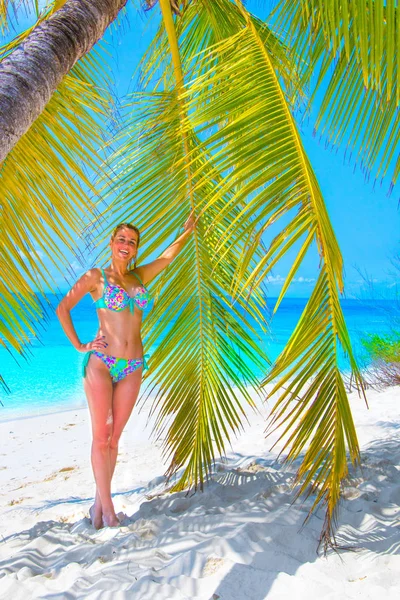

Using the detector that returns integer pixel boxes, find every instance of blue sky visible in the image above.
[5,1,400,298]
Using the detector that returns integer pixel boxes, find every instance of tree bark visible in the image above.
[0,0,127,164]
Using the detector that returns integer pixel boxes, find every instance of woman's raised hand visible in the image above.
[183,210,197,233]
[78,335,108,352]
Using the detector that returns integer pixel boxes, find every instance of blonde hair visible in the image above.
[111,222,141,248]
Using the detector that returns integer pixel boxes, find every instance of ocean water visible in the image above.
[0,295,397,422]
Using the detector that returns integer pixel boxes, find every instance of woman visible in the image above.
[56,214,195,528]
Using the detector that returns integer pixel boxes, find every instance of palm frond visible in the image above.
[93,0,365,547]
[99,0,272,491]
[0,48,111,360]
[263,268,362,551]
[106,89,270,489]
[139,0,300,103]
[156,0,365,546]
[0,0,41,34]
[0,1,66,57]
[99,0,365,548]
[272,0,400,189]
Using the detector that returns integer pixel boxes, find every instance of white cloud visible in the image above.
[70,261,85,278]
[265,274,317,287]
[266,274,316,285]
[267,274,285,284]
[294,276,315,283]
[17,249,44,260]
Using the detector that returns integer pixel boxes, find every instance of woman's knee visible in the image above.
[92,426,113,450]
[109,431,121,450]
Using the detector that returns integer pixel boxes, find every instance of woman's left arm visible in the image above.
[134,212,196,285]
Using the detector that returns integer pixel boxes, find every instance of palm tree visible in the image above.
[0,0,127,361]
[0,0,128,162]
[1,0,398,550]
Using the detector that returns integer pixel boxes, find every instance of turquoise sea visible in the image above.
[0,295,398,422]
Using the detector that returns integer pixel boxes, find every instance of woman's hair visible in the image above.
[111,222,141,248]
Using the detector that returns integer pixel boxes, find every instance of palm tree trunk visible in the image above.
[0,0,127,164]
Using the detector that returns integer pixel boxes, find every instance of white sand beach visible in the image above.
[1,385,400,599]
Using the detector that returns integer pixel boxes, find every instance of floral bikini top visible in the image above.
[94,268,151,313]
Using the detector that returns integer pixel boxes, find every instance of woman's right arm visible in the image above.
[56,269,107,352]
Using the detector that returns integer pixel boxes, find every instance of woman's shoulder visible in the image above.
[79,268,103,291]
[85,267,103,279]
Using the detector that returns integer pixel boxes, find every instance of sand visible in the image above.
[1,385,400,599]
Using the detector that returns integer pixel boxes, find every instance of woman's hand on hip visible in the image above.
[77,335,108,352]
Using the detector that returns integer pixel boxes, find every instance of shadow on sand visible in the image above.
[0,435,399,598]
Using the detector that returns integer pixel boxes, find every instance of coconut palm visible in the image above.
[1,0,398,549]
[0,0,128,360]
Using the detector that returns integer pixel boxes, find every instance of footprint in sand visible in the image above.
[170,498,192,513]
[17,566,35,580]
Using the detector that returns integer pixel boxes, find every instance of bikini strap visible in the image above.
[101,268,108,285]
[131,270,144,285]
[82,351,92,378]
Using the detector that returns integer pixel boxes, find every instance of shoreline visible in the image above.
[0,403,87,425]
[0,361,362,424]
[0,294,393,427]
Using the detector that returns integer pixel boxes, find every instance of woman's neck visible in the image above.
[108,261,131,277]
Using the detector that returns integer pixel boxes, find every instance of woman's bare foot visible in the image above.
[102,511,120,528]
[89,503,104,530]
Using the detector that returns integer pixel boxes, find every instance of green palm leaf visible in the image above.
[99,0,273,490]
[0,0,371,549]
[99,0,365,547]
[0,1,67,55]
[0,47,111,358]
[273,0,400,188]
[263,268,362,550]
[106,92,266,487]
[139,0,364,546]
[0,1,41,34]
[105,94,270,489]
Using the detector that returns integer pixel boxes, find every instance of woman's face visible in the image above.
[110,227,139,263]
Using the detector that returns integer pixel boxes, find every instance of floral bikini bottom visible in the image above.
[82,351,149,383]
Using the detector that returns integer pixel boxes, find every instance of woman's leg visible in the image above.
[108,365,143,487]
[84,355,119,527]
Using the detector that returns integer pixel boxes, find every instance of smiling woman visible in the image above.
[111,222,140,264]
[56,213,196,529]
